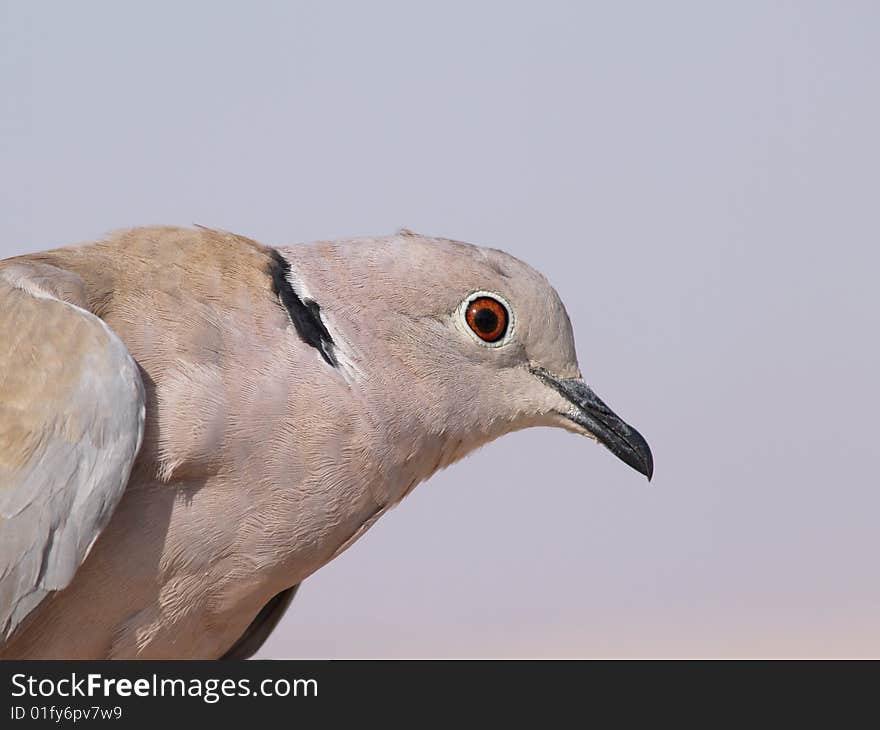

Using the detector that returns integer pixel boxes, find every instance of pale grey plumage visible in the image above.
[0,265,145,640]
[0,226,651,659]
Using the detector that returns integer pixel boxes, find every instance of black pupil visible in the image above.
[473,307,499,334]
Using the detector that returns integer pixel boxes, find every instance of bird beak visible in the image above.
[532,368,654,481]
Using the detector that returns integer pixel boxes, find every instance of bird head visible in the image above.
[277,229,652,481]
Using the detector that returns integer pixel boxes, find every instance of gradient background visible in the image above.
[1,2,877,658]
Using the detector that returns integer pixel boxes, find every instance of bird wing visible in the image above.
[221,585,300,660]
[0,262,145,641]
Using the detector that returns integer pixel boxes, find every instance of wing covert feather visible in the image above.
[0,265,145,640]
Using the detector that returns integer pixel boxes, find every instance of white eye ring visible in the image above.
[456,290,516,348]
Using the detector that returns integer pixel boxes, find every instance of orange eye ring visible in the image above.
[465,296,509,343]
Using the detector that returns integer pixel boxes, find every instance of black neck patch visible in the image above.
[268,250,338,367]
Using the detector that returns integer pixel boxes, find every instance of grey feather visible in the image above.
[0,266,145,641]
[221,585,299,660]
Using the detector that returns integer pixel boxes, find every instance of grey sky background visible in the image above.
[1,2,877,657]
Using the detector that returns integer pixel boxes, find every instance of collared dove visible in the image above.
[0,226,652,659]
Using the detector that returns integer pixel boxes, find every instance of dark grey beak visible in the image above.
[532,368,654,481]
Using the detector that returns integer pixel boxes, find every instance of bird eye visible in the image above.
[465,296,509,343]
